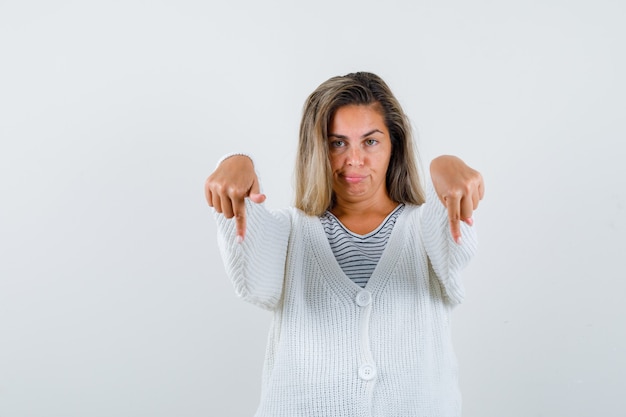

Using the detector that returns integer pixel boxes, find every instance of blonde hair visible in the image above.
[295,72,425,216]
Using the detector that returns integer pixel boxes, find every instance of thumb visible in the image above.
[249,193,266,204]
[462,217,474,226]
[248,178,266,204]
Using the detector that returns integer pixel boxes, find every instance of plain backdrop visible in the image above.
[1,1,625,416]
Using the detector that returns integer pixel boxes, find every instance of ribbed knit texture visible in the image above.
[214,183,477,417]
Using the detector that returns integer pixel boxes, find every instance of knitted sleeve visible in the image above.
[420,182,478,305]
[214,199,291,310]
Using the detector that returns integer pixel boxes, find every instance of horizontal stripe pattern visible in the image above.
[319,204,405,287]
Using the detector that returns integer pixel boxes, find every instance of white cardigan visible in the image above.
[214,185,477,417]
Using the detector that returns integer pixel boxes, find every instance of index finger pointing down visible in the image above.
[233,198,246,243]
[445,195,462,245]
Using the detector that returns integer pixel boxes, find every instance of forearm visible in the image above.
[420,181,478,304]
[215,200,291,310]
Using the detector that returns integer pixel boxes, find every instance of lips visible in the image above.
[340,173,367,183]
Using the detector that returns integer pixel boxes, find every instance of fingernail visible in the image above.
[455,236,462,245]
[236,235,243,244]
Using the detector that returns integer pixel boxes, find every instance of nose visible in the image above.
[347,146,364,166]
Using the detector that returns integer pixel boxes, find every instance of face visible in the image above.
[327,104,392,207]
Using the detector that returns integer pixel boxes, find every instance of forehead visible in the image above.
[329,104,387,132]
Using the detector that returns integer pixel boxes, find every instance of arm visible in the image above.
[422,156,484,304]
[421,183,478,305]
[206,155,290,310]
[214,201,290,310]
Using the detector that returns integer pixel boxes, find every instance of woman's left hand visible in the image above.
[430,155,485,244]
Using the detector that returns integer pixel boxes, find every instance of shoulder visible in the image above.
[260,206,322,232]
[283,206,319,220]
[395,204,427,243]
[400,203,422,222]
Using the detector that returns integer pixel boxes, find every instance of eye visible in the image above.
[330,140,345,148]
[365,139,378,146]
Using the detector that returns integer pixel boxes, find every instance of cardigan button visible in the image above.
[358,364,377,381]
[355,290,372,307]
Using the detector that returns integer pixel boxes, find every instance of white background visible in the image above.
[1,1,625,416]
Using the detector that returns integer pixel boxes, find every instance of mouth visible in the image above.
[340,174,367,184]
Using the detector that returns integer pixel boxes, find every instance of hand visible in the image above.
[205,155,266,241]
[430,155,485,244]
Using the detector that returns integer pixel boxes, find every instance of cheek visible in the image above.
[374,152,392,170]
[328,153,342,171]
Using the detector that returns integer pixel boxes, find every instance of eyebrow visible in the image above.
[328,129,384,139]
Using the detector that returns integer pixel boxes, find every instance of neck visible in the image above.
[330,196,399,235]
[330,194,398,235]
[331,194,398,219]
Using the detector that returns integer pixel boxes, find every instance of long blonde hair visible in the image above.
[295,72,425,216]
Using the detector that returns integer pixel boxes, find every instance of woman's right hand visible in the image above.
[205,155,266,241]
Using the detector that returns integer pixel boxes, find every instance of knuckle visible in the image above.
[226,184,246,198]
[208,181,224,194]
[447,189,463,199]
[459,182,473,195]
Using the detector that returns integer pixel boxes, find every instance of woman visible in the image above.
[205,72,484,417]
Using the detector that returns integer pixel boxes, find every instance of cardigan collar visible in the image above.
[307,204,420,302]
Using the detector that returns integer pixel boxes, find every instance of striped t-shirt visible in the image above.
[319,204,405,288]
